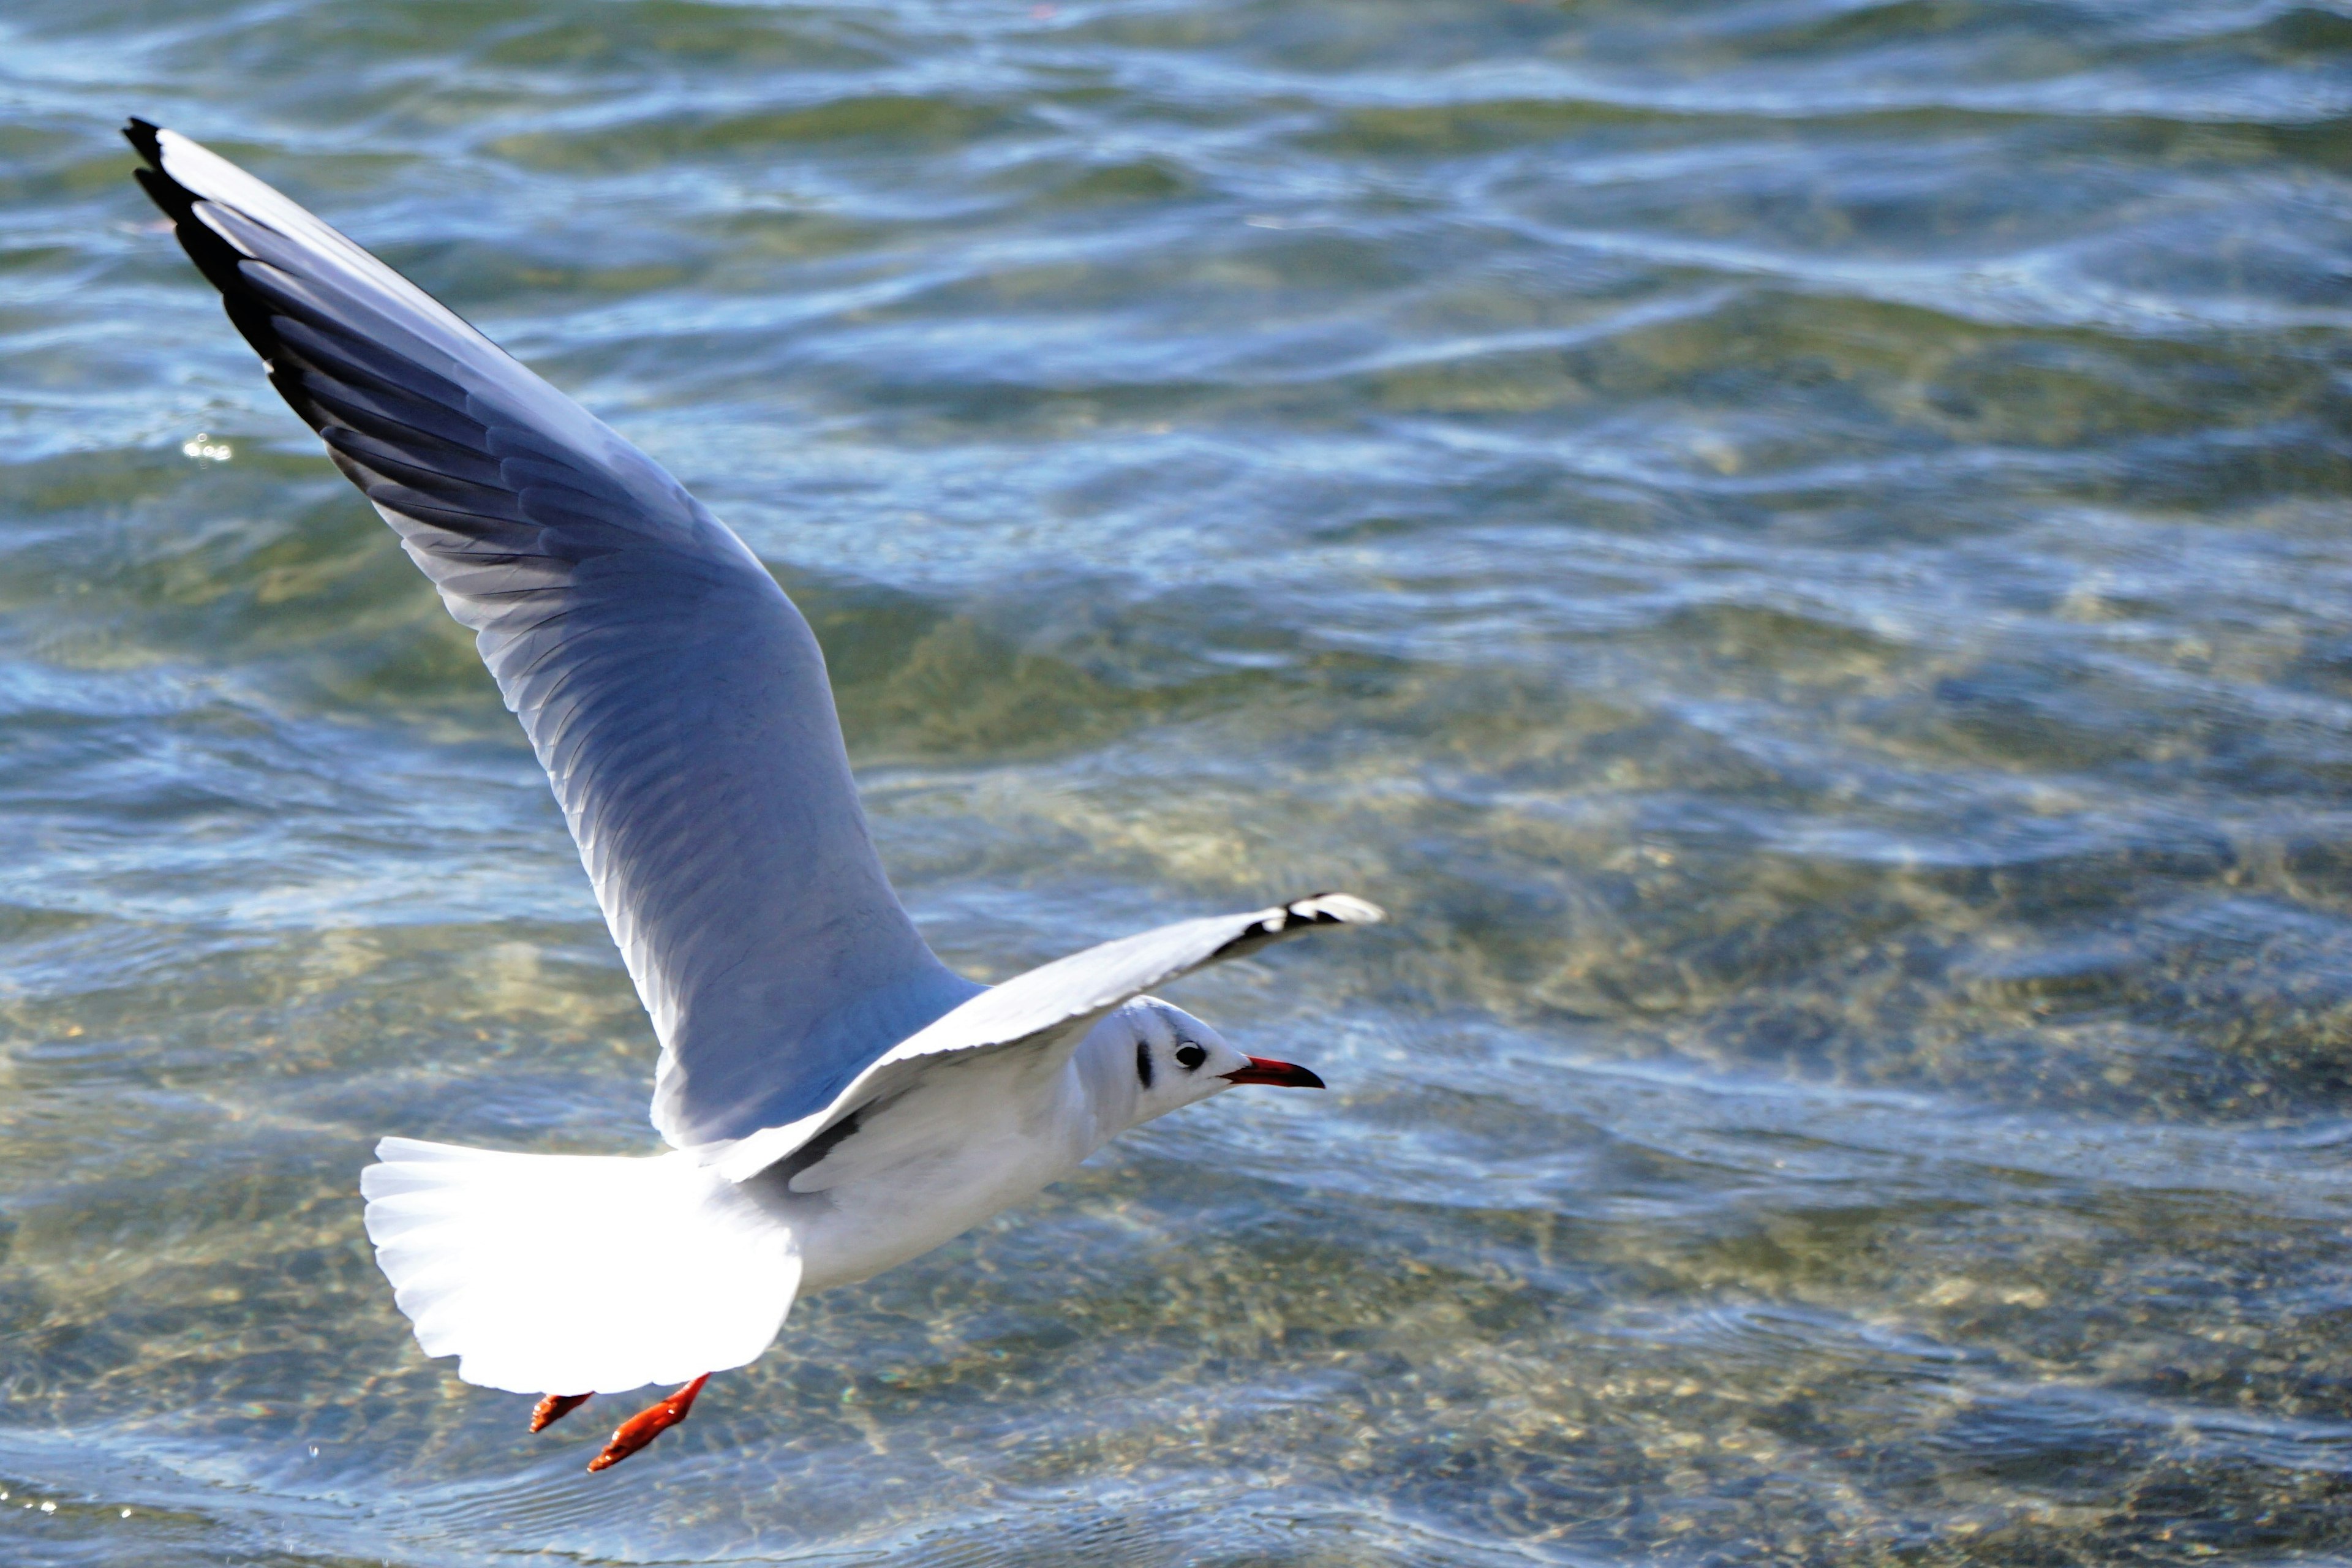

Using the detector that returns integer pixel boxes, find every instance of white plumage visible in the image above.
[128,119,1380,1461]
[362,1141,799,1394]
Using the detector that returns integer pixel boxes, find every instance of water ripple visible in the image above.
[2,0,2350,1563]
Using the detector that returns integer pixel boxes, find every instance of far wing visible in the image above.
[128,122,978,1146]
[714,893,1384,1182]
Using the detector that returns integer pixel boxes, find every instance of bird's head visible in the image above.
[1081,996,1323,1136]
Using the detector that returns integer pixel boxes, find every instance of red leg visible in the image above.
[530,1392,592,1433]
[586,1374,709,1472]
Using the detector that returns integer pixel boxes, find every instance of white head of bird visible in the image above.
[1077,997,1326,1139]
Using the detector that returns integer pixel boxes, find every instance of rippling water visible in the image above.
[4,1,2350,1563]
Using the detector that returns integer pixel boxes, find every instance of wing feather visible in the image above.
[128,121,979,1145]
[714,894,1383,1182]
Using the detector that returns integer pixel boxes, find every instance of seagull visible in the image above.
[126,121,1381,1472]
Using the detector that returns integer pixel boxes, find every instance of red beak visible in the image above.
[1221,1055,1325,1090]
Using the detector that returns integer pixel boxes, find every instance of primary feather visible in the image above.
[126,119,977,1149]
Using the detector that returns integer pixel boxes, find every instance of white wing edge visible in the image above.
[153,126,505,369]
[708,892,1384,1183]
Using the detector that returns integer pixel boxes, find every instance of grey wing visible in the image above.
[714,893,1384,1182]
[128,122,978,1147]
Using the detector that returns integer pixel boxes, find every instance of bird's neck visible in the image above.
[1068,1019,1144,1149]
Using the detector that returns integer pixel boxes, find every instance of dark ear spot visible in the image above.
[1135,1036,1154,1090]
[1175,1042,1208,1072]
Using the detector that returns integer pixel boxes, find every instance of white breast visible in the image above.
[761,1046,1104,1293]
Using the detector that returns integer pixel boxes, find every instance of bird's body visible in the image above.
[783,1037,1095,1294]
[126,119,1378,1469]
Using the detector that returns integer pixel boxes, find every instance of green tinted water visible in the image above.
[2,1,2350,1563]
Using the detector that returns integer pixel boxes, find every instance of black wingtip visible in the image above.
[119,119,306,394]
[123,119,190,224]
[124,117,164,168]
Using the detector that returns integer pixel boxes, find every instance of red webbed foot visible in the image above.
[587,1374,709,1472]
[530,1392,592,1433]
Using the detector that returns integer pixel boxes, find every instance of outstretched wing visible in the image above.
[127,121,978,1147]
[714,894,1383,1182]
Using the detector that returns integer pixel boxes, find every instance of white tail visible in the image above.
[361,1138,799,1395]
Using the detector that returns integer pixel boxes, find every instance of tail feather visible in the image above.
[361,1137,798,1394]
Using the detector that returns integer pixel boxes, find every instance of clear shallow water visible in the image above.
[2,0,2350,1562]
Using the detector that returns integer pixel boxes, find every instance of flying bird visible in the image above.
[125,121,1379,1472]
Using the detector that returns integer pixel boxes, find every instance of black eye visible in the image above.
[1175,1042,1208,1072]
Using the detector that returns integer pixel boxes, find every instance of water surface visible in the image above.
[2,1,2351,1564]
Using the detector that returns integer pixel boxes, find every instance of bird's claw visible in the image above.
[587,1374,709,1472]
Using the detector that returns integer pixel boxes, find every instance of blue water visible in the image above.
[3,1,2350,1564]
